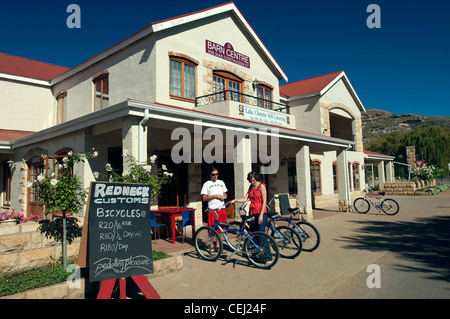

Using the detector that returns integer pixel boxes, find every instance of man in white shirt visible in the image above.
[201,167,228,230]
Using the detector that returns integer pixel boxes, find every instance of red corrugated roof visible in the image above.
[0,129,35,142]
[0,52,70,81]
[280,71,343,98]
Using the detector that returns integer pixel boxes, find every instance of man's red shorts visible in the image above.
[208,208,227,233]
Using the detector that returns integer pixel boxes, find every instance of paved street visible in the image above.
[149,190,450,299]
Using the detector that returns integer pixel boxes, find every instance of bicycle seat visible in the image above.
[288,207,300,215]
[240,215,255,223]
[378,192,385,196]
[267,212,280,219]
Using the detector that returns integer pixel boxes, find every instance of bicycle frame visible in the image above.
[237,199,295,247]
[265,195,312,240]
[207,209,263,255]
[362,192,383,210]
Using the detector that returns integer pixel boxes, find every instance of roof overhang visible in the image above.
[364,150,395,162]
[7,99,353,152]
[0,72,51,87]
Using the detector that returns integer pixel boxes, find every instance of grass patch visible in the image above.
[152,250,171,261]
[0,250,171,297]
[0,262,70,297]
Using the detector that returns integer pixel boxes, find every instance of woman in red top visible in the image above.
[229,171,272,265]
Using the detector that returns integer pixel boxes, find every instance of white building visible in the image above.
[0,3,394,224]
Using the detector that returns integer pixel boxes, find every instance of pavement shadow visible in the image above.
[339,215,450,283]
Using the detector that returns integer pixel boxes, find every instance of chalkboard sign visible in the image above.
[88,182,153,282]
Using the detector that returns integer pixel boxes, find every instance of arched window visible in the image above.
[93,73,109,111]
[213,70,243,102]
[56,91,67,124]
[27,156,45,217]
[169,54,198,101]
[352,162,360,190]
[256,83,273,109]
[310,160,321,194]
[332,161,338,192]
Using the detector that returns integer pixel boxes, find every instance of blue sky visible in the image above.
[1,0,449,116]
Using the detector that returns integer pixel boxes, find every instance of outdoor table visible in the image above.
[150,207,196,244]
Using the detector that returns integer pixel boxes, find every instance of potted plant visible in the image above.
[101,150,173,201]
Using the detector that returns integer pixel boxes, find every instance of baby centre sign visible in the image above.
[206,40,250,68]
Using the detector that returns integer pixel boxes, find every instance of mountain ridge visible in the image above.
[362,108,450,145]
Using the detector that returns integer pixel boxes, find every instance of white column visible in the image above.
[336,148,350,212]
[385,161,394,182]
[296,144,312,218]
[233,136,252,214]
[378,160,385,190]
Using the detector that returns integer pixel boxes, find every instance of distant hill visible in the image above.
[362,109,450,146]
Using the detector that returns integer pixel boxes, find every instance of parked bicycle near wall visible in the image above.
[266,194,321,252]
[230,202,303,258]
[194,203,279,269]
[353,190,400,215]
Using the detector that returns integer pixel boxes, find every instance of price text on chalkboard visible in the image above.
[88,182,153,281]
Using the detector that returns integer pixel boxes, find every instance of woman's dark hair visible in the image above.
[247,171,260,182]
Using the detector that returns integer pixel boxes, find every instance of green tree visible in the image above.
[30,151,97,269]
[367,126,450,176]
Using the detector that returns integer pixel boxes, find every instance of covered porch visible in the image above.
[363,150,395,191]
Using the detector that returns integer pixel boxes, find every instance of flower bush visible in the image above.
[412,165,436,181]
[0,209,40,224]
[28,150,98,215]
[98,150,173,200]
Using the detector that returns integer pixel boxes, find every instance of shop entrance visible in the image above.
[27,157,45,218]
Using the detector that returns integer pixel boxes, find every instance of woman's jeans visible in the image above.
[249,213,272,262]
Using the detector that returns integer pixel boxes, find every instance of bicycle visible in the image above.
[266,194,321,252]
[193,204,280,269]
[353,190,399,215]
[230,202,303,258]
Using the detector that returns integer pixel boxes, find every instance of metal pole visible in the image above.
[62,210,67,270]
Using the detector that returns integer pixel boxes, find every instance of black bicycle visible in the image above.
[234,195,320,252]
[266,195,320,252]
[230,203,303,259]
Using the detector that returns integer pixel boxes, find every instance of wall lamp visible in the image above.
[252,79,260,90]
[7,159,14,171]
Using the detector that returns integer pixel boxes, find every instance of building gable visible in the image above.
[280,71,365,113]
[51,2,287,85]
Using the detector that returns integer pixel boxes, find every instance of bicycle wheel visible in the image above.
[194,226,222,261]
[270,225,302,258]
[353,198,370,214]
[293,221,320,251]
[381,198,399,215]
[244,231,279,269]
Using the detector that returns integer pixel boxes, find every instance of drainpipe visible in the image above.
[138,109,150,164]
